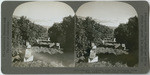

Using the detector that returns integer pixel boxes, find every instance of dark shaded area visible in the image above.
[114,16,138,52]
[12,16,47,47]
[48,16,75,53]
[75,16,138,67]
[97,53,138,67]
[75,16,113,62]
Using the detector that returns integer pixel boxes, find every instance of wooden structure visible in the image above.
[36,37,60,49]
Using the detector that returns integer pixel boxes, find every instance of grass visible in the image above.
[12,46,64,67]
[95,47,128,55]
[97,53,138,67]
[75,47,138,67]
[31,46,63,54]
[76,61,128,67]
[12,60,64,67]
[12,46,138,67]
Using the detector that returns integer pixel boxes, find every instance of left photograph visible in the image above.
[12,2,75,67]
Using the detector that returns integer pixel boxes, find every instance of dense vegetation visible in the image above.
[75,17,113,60]
[48,16,75,52]
[113,16,138,67]
[12,16,47,60]
[12,16,47,48]
[114,16,138,52]
[12,15,138,67]
[48,15,113,59]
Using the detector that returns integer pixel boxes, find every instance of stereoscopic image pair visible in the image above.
[12,1,138,67]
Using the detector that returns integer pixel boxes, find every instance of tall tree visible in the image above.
[114,16,138,52]
[48,15,113,58]
[48,16,75,52]
[12,16,47,48]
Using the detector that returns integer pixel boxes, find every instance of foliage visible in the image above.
[12,16,47,48]
[48,15,113,55]
[95,47,128,55]
[114,16,138,52]
[12,60,64,67]
[75,16,113,58]
[48,16,75,52]
[31,47,63,54]
[75,61,129,67]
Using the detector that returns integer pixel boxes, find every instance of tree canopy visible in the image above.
[48,16,75,52]
[12,16,47,48]
[48,15,113,55]
[114,16,138,52]
[75,16,113,58]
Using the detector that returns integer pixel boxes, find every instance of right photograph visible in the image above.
[75,2,138,67]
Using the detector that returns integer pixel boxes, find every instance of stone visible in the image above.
[56,43,60,49]
[24,55,34,62]
[24,43,34,62]
[89,50,96,59]
[113,38,116,42]
[12,55,21,62]
[49,43,55,47]
[48,37,50,41]
[92,46,97,49]
[122,44,126,50]
[88,42,98,63]
[88,56,98,63]
[91,43,95,47]
[102,40,105,44]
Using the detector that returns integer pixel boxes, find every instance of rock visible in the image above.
[12,55,21,62]
[24,49,34,62]
[89,50,96,59]
[24,55,34,62]
[88,56,98,63]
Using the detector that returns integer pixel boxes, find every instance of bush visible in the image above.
[114,16,138,52]
[12,16,47,48]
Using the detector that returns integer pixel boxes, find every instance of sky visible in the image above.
[13,1,138,27]
[13,2,75,27]
[76,2,138,27]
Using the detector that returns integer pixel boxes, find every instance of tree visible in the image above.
[114,16,138,52]
[75,16,113,59]
[48,15,113,58]
[12,16,47,48]
[48,16,74,52]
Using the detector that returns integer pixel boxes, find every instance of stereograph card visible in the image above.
[1,0,149,74]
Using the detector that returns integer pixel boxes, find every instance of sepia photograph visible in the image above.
[1,0,149,74]
[75,2,139,67]
[11,2,75,67]
[11,1,139,68]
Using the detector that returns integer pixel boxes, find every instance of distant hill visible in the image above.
[108,26,117,30]
[12,15,21,19]
[42,25,51,30]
